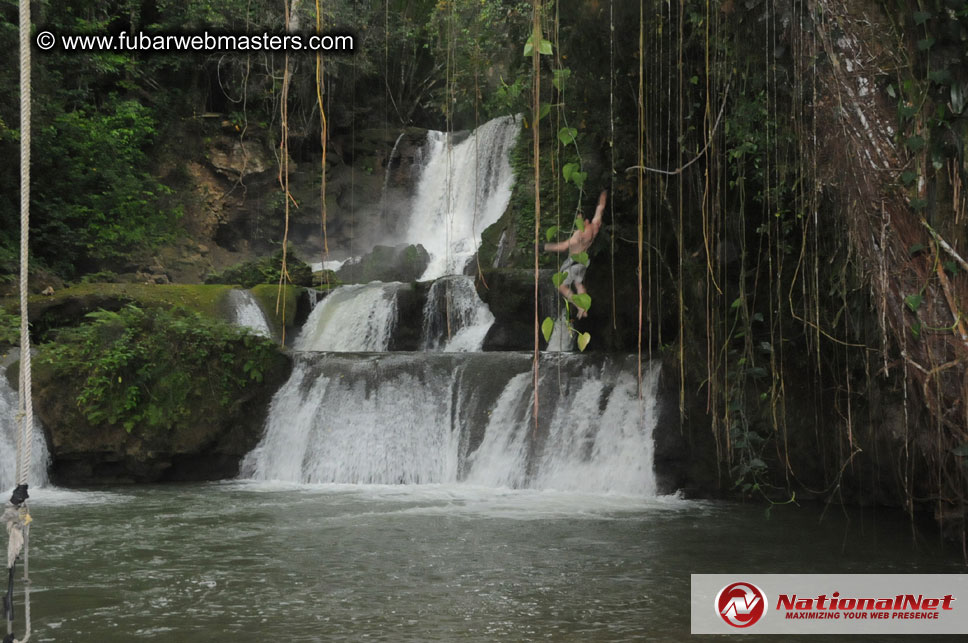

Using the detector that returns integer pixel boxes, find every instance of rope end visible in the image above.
[9,485,27,507]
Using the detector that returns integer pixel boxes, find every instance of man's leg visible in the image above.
[574,281,588,318]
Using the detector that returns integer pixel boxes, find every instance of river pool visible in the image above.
[10,483,963,642]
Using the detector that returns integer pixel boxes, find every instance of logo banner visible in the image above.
[692,574,968,635]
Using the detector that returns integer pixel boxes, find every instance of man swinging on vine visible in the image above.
[541,190,607,319]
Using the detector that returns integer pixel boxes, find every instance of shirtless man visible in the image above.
[541,190,607,319]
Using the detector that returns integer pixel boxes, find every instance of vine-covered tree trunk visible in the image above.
[809,0,967,534]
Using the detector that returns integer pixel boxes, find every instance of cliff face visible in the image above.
[150,123,424,284]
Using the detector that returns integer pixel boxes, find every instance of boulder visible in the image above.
[337,244,429,284]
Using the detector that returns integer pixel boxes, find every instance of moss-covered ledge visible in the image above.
[2,283,238,341]
[30,304,292,484]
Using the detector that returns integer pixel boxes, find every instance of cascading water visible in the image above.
[464,360,656,493]
[421,276,495,352]
[545,311,575,352]
[405,115,521,280]
[241,113,658,496]
[226,289,272,338]
[242,354,658,495]
[1,374,49,491]
[295,282,403,352]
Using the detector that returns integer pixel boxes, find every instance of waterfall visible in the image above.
[381,132,407,209]
[226,289,272,338]
[295,282,403,352]
[421,276,495,352]
[242,353,658,495]
[241,356,462,485]
[239,113,657,496]
[1,374,49,491]
[405,115,521,280]
[545,311,574,352]
[464,361,657,493]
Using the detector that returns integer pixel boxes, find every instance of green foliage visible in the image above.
[428,0,533,125]
[551,68,571,92]
[38,304,278,433]
[491,75,529,114]
[541,316,554,343]
[557,127,578,145]
[205,248,313,288]
[4,98,177,277]
[523,34,553,57]
[0,308,19,348]
[904,293,923,313]
[562,162,586,189]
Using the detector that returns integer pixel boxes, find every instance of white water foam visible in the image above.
[294,282,403,352]
[241,358,462,484]
[242,354,658,495]
[405,115,521,280]
[545,311,574,352]
[421,276,495,352]
[226,289,272,338]
[310,258,352,273]
[462,371,533,489]
[1,374,49,491]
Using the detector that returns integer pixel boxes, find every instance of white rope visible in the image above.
[18,0,33,490]
[9,0,34,640]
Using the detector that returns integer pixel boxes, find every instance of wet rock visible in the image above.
[475,269,560,351]
[337,244,430,284]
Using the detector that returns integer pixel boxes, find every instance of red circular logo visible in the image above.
[716,582,767,628]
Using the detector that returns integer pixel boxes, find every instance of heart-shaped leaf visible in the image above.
[541,317,555,342]
[558,127,578,145]
[563,162,578,182]
[904,294,922,313]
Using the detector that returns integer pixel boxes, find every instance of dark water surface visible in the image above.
[14,483,964,642]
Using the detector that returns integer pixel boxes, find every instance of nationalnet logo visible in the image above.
[692,574,967,635]
[716,582,767,628]
[776,591,955,620]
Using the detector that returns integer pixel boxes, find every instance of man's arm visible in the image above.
[543,239,571,252]
[543,229,582,253]
[590,190,607,233]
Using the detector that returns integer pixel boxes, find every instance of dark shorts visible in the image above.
[560,256,587,287]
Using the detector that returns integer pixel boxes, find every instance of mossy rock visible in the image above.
[1,283,237,342]
[249,284,310,342]
[337,244,429,284]
[32,306,293,484]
